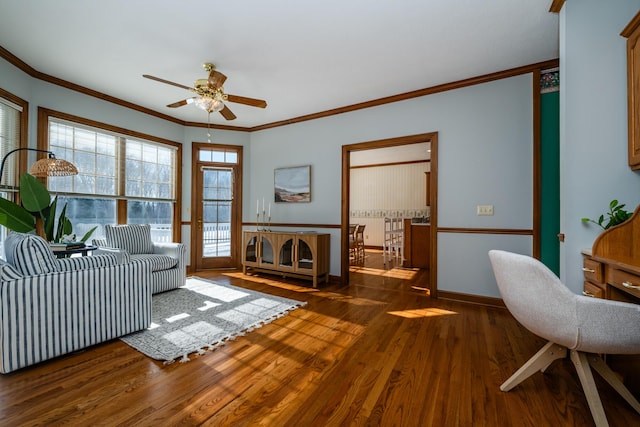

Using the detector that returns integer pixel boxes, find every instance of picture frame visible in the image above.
[274,165,311,203]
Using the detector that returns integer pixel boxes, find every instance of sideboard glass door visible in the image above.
[296,239,314,271]
[261,236,274,266]
[245,235,257,263]
[279,238,294,268]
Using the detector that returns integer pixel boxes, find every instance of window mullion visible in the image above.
[118,136,126,197]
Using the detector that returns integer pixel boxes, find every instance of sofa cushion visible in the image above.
[130,254,178,272]
[105,224,153,255]
[4,232,59,276]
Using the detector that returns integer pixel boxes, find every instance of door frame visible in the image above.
[341,132,438,296]
[190,142,243,270]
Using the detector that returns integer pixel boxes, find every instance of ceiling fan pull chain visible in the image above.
[207,111,212,143]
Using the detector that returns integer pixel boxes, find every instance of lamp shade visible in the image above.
[29,157,78,177]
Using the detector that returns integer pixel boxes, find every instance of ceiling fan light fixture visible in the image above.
[194,95,225,113]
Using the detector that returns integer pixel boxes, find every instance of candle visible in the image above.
[262,198,265,213]
[257,199,259,215]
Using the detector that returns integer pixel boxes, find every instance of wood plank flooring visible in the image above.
[0,250,639,426]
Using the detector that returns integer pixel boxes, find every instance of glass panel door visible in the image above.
[193,143,242,270]
[195,166,237,269]
[203,167,231,257]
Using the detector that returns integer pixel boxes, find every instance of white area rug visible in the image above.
[120,276,306,364]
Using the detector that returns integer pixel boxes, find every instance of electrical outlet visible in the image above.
[477,205,494,216]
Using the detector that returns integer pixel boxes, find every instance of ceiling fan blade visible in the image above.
[208,70,227,89]
[226,94,267,108]
[143,74,193,91]
[166,99,191,108]
[219,105,237,120]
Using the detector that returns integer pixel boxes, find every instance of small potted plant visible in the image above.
[581,199,633,230]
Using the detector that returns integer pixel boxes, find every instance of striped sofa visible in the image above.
[0,232,152,373]
[94,224,186,294]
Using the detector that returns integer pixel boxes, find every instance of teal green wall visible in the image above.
[540,90,560,275]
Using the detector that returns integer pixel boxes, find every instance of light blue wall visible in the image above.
[250,75,534,296]
[560,0,640,293]
[1,51,535,298]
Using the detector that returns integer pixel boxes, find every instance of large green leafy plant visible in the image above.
[0,173,95,242]
[581,199,634,230]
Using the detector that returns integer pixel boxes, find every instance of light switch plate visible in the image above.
[477,205,494,216]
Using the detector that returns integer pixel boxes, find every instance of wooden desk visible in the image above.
[583,252,640,304]
[581,205,640,396]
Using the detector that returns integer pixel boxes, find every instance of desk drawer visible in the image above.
[583,281,604,298]
[582,258,603,283]
[608,268,640,299]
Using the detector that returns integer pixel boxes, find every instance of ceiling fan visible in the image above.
[143,63,267,121]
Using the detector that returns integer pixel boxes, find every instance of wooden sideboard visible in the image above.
[581,205,640,395]
[242,230,330,287]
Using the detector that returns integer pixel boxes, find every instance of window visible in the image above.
[0,97,23,187]
[199,148,237,164]
[0,91,27,259]
[41,110,181,242]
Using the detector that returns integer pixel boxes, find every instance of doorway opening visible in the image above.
[341,133,438,296]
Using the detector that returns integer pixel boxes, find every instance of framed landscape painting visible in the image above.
[274,165,311,203]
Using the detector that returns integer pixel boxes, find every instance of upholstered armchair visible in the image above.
[488,250,640,427]
[0,232,152,373]
[93,224,186,294]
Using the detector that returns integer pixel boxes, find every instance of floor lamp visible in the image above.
[0,148,78,184]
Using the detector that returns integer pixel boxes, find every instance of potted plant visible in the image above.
[581,199,633,230]
[0,173,95,243]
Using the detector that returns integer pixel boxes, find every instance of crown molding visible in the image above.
[251,59,559,131]
[549,0,565,14]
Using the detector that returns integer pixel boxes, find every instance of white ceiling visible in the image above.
[0,0,559,129]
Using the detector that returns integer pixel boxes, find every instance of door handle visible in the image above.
[197,218,203,231]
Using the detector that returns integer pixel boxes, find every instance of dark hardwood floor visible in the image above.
[0,250,638,426]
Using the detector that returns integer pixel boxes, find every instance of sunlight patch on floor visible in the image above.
[221,272,384,306]
[387,307,458,318]
[312,292,387,306]
[223,272,319,293]
[350,266,419,280]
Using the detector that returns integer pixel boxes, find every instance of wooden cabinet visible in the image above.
[403,219,430,269]
[622,12,640,169]
[242,231,330,287]
[242,231,277,270]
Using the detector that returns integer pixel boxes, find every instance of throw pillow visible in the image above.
[4,232,59,276]
[105,224,154,255]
